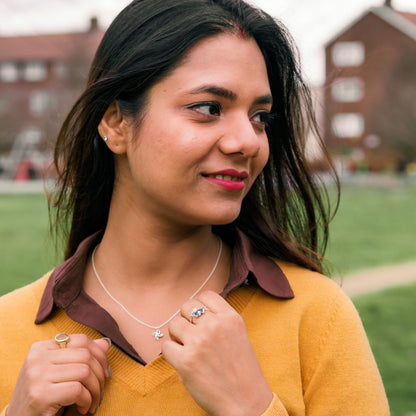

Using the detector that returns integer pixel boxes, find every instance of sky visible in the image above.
[1,0,416,85]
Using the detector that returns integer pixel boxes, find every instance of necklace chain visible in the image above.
[91,238,223,340]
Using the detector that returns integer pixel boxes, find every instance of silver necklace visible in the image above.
[91,238,222,341]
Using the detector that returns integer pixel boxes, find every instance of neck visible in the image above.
[84,224,230,329]
[85,187,231,305]
[100,221,219,284]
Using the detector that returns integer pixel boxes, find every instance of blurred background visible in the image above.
[0,0,416,179]
[0,1,415,414]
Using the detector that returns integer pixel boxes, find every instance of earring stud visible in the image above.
[103,136,108,142]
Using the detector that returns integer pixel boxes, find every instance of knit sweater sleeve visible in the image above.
[299,284,390,415]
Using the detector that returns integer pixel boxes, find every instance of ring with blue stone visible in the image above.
[190,306,208,323]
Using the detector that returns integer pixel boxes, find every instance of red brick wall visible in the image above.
[324,11,416,170]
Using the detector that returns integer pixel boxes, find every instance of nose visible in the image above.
[218,114,264,158]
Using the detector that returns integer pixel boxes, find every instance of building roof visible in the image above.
[0,24,104,62]
[325,5,416,46]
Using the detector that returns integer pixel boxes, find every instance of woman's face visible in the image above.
[117,33,272,228]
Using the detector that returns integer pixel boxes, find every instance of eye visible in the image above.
[188,102,222,117]
[251,111,274,128]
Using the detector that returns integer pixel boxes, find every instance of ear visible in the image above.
[98,101,130,154]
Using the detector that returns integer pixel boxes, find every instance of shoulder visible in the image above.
[253,259,361,328]
[273,260,364,337]
[0,272,54,359]
[0,273,54,408]
[0,272,51,316]
[276,260,343,300]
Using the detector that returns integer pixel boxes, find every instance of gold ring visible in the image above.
[55,333,70,348]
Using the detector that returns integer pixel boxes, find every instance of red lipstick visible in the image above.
[203,169,248,191]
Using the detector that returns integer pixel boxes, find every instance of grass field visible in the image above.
[325,183,416,276]
[0,193,58,295]
[353,283,416,416]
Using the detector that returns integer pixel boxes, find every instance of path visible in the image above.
[340,261,416,296]
[0,179,47,194]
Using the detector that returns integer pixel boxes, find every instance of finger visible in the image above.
[47,336,109,411]
[88,338,111,379]
[195,290,231,313]
[94,337,111,353]
[48,381,93,415]
[168,315,195,344]
[93,338,112,378]
[52,334,110,379]
[50,348,107,391]
[49,362,103,405]
[180,299,209,324]
[45,351,104,414]
[161,339,184,370]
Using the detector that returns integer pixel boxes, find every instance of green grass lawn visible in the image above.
[353,283,416,416]
[0,193,59,296]
[325,184,416,276]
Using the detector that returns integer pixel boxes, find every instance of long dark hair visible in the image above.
[51,0,339,273]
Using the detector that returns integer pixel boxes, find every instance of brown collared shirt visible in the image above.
[36,230,294,365]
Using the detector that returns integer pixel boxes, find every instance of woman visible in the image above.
[0,0,389,415]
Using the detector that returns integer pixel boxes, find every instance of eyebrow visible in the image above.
[188,85,273,106]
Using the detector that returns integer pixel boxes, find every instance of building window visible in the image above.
[331,78,364,102]
[23,61,47,82]
[54,61,67,79]
[332,113,365,138]
[332,42,365,67]
[30,91,51,115]
[0,62,19,82]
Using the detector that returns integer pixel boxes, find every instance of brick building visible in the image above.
[324,0,416,171]
[0,18,103,178]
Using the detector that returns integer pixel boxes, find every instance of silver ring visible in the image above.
[190,306,208,323]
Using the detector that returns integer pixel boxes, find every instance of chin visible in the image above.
[185,202,242,226]
[206,209,241,226]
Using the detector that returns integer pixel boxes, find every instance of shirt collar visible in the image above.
[36,229,293,324]
[36,232,101,323]
[222,229,294,298]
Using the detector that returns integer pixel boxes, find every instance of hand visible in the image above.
[162,291,273,416]
[7,334,111,416]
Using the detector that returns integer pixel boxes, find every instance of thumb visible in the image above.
[93,337,112,352]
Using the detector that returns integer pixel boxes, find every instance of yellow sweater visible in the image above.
[0,262,389,415]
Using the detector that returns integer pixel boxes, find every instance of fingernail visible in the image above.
[92,391,104,414]
[102,337,112,347]
[108,365,112,379]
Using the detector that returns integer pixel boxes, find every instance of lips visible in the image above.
[202,169,248,190]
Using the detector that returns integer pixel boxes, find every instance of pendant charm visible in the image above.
[153,329,164,340]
